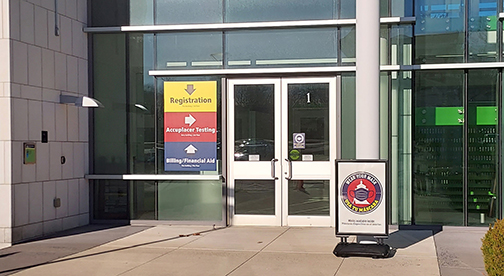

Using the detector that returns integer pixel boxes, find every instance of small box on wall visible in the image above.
[23,143,36,165]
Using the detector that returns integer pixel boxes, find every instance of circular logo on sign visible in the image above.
[294,133,304,143]
[340,171,383,215]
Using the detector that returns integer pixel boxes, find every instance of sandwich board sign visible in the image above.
[336,160,388,237]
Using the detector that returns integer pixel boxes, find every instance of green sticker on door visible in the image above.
[289,149,300,160]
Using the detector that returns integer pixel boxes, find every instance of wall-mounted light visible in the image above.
[134,104,149,111]
[60,94,104,108]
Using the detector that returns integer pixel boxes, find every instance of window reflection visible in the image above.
[415,0,465,64]
[155,0,222,24]
[288,83,330,161]
[156,33,223,70]
[467,70,499,225]
[391,0,414,17]
[235,180,275,215]
[157,180,222,220]
[130,0,154,25]
[414,70,464,225]
[129,34,155,174]
[392,71,413,224]
[341,27,356,65]
[338,0,356,19]
[234,85,275,161]
[93,34,128,174]
[468,0,497,62]
[89,0,418,26]
[93,180,129,220]
[226,29,337,68]
[225,0,336,22]
[391,25,413,66]
[340,74,356,159]
[288,180,329,215]
[131,181,155,220]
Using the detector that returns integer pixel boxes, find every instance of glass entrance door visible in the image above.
[228,78,336,226]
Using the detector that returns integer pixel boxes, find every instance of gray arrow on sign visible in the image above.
[185,84,196,95]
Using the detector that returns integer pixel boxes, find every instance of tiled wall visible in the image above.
[0,0,12,245]
[4,0,89,244]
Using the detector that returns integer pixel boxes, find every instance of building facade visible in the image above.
[0,0,89,247]
[87,0,503,228]
[1,0,503,246]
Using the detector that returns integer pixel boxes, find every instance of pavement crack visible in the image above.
[225,227,291,276]
[334,257,345,276]
[117,227,224,276]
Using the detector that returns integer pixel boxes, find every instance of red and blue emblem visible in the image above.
[341,171,383,215]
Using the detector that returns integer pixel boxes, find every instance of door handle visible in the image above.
[285,158,292,180]
[271,159,278,180]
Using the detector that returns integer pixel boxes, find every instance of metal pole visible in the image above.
[356,0,380,159]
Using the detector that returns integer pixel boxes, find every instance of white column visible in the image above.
[356,0,380,159]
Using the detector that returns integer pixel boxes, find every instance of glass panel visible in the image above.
[235,180,275,215]
[468,0,498,62]
[225,29,337,68]
[234,85,275,161]
[341,27,356,65]
[155,0,223,24]
[156,32,223,70]
[415,0,465,64]
[288,180,329,215]
[129,34,155,174]
[380,72,389,159]
[391,71,413,224]
[93,180,128,220]
[157,76,222,174]
[502,73,504,218]
[380,26,389,65]
[90,0,129,27]
[381,0,390,17]
[288,83,329,161]
[130,0,154,25]
[392,0,414,17]
[467,70,499,225]
[341,73,356,159]
[414,70,464,225]
[225,0,336,22]
[93,34,128,174]
[157,180,222,220]
[391,25,413,66]
[130,181,155,220]
[338,0,356,19]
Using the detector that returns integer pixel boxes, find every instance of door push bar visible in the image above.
[271,159,279,180]
[285,159,292,180]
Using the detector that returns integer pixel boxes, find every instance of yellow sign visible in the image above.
[164,81,217,112]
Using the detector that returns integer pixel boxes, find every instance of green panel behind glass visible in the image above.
[416,107,497,126]
[435,107,464,126]
[341,74,356,159]
[476,107,498,125]
[157,180,222,221]
[487,16,497,31]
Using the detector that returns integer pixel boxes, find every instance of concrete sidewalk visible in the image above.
[0,224,150,276]
[0,225,486,276]
[434,227,487,276]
